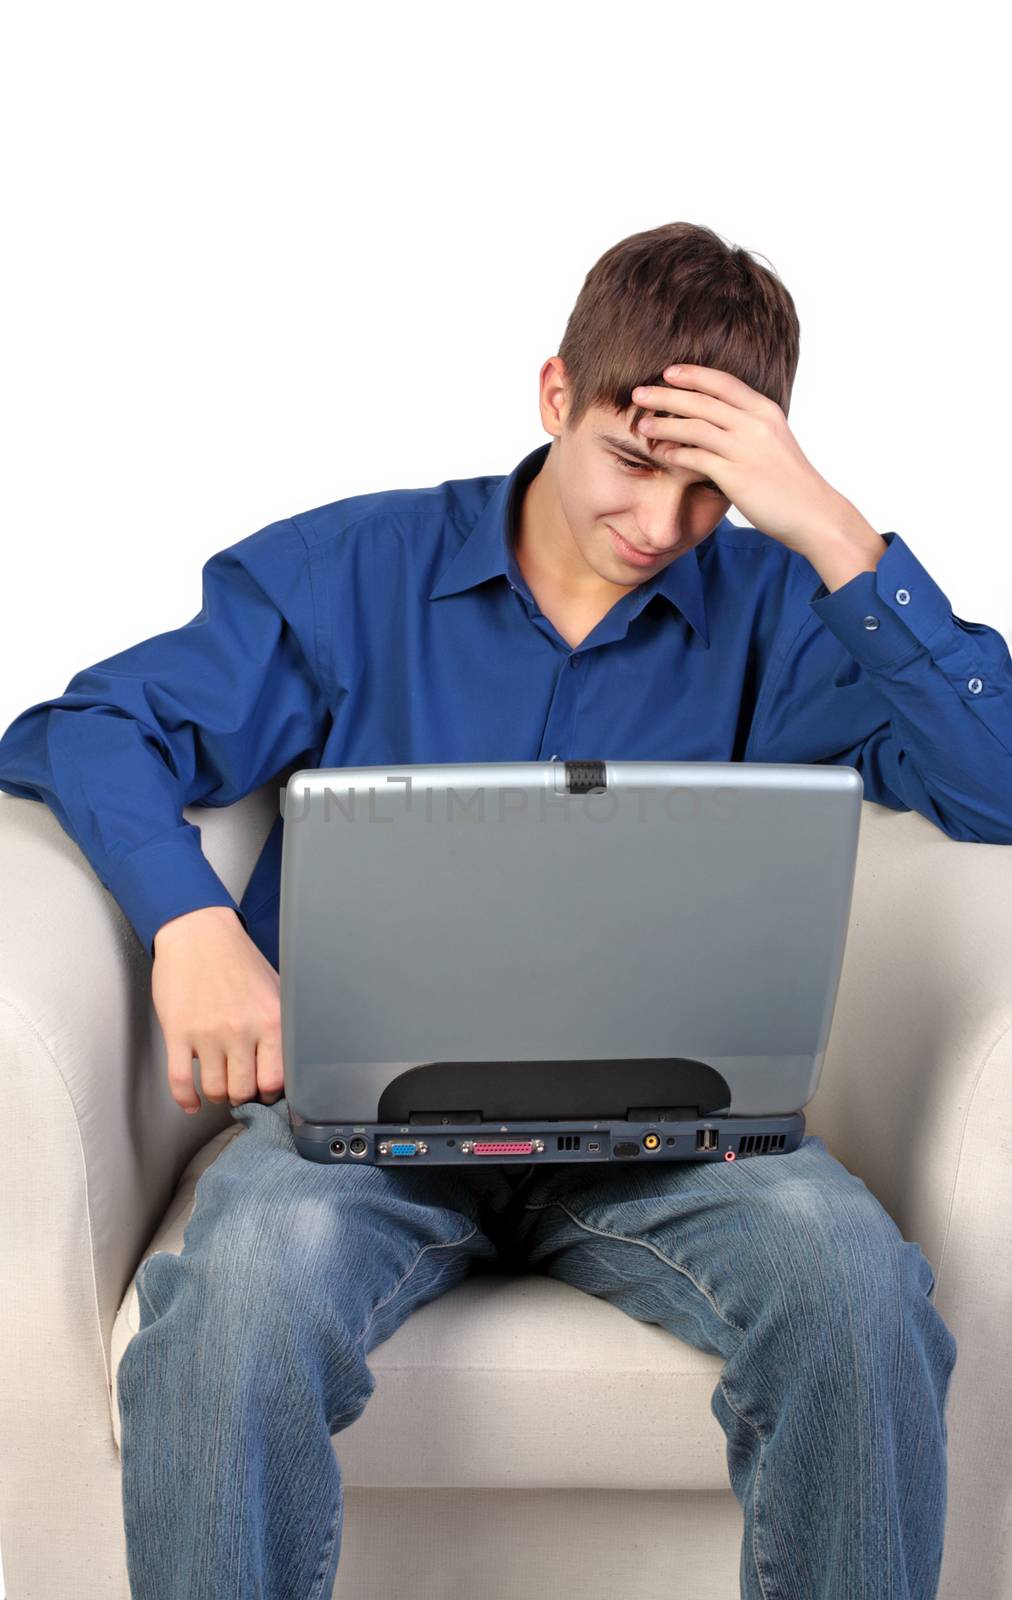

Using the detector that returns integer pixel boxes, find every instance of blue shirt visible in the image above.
[1,440,1011,970]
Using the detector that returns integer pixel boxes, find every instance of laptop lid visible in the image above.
[279,760,863,1127]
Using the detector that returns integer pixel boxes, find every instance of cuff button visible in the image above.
[862,614,880,631]
[968,677,983,695]
[895,588,911,605]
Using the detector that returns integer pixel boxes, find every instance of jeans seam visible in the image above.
[523,1197,774,1600]
[522,1199,748,1335]
[314,1223,484,1589]
[718,1376,772,1600]
[356,1224,481,1350]
[307,1495,343,1600]
[134,1252,165,1321]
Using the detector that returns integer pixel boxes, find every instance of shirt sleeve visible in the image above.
[0,516,331,956]
[744,530,1012,844]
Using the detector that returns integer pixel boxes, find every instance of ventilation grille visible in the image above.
[737,1132,787,1157]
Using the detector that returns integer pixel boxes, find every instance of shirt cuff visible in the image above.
[807,531,953,670]
[104,828,249,960]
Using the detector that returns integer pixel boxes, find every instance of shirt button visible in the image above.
[968,677,983,695]
[862,614,880,631]
[895,588,910,605]
[570,655,579,667]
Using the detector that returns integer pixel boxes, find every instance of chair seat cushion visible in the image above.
[109,1130,731,1492]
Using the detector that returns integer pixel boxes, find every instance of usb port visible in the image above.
[696,1128,719,1152]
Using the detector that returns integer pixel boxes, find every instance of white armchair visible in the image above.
[1,778,1010,1600]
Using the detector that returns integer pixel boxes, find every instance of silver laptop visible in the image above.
[279,760,862,1167]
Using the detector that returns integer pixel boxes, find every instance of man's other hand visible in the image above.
[152,906,284,1114]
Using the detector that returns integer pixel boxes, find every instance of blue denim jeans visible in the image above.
[116,1098,957,1599]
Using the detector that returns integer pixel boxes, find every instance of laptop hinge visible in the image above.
[565,760,607,794]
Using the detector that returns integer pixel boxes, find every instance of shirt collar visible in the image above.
[428,442,710,648]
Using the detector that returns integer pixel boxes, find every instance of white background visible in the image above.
[1,2,1009,1592]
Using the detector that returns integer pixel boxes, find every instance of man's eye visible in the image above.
[615,454,723,493]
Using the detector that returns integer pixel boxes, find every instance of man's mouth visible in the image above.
[608,525,668,565]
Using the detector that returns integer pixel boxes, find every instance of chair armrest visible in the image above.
[806,801,1012,1594]
[0,780,280,1377]
[807,801,1012,1277]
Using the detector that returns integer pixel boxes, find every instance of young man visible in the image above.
[0,221,1005,1597]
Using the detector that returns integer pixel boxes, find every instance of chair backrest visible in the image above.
[180,758,303,911]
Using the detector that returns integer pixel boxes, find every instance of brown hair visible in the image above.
[556,222,801,438]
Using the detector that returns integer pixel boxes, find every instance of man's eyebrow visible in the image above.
[595,430,720,487]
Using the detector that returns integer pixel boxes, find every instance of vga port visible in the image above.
[377,1140,429,1157]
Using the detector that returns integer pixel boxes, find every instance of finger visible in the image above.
[256,1033,285,1103]
[166,1041,201,1114]
[192,1040,228,1105]
[658,364,773,413]
[224,1040,259,1107]
[637,414,728,453]
[631,382,738,431]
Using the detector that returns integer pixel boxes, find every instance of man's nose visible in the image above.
[637,501,689,551]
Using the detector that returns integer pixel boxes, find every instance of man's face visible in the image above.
[548,397,732,590]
